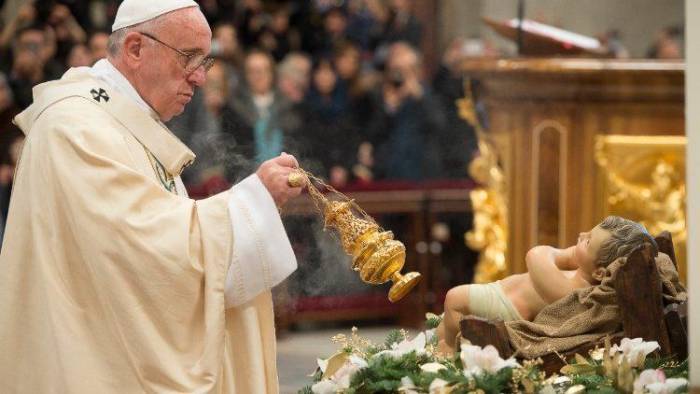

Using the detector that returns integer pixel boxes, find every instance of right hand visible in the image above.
[255,153,303,208]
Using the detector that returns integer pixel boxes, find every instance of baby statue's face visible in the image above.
[574,224,612,276]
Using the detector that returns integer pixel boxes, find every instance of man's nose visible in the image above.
[187,66,207,87]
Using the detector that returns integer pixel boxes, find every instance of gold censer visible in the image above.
[294,170,421,302]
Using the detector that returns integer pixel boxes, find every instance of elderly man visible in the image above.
[0,1,304,393]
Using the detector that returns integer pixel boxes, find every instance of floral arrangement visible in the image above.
[298,314,688,394]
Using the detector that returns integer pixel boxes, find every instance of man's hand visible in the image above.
[255,153,303,208]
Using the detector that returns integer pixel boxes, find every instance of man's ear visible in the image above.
[122,32,144,66]
[592,267,608,282]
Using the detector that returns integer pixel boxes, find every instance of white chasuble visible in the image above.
[0,67,295,393]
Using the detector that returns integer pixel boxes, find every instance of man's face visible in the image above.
[89,32,109,61]
[213,24,238,58]
[245,53,273,95]
[137,8,212,121]
[574,224,611,275]
[13,30,46,76]
[387,48,419,83]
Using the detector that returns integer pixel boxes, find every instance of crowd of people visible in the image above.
[0,0,481,193]
[0,0,685,239]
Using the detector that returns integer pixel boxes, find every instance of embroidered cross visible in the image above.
[90,88,110,102]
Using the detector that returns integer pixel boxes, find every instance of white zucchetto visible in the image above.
[112,0,199,32]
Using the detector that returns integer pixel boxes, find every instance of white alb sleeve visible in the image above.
[224,174,297,308]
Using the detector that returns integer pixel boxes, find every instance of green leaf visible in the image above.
[384,329,403,348]
[426,317,442,329]
[297,385,313,394]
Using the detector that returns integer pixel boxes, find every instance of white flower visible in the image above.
[420,362,447,373]
[539,385,557,394]
[373,332,427,360]
[398,376,420,394]
[611,338,659,368]
[633,369,688,394]
[424,328,437,344]
[311,355,368,394]
[459,343,520,376]
[429,378,449,393]
[564,385,586,394]
[646,379,688,394]
[311,379,338,394]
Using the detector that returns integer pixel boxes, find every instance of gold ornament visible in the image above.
[287,170,307,187]
[458,81,509,283]
[595,135,687,281]
[300,169,421,302]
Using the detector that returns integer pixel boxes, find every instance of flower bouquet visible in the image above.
[299,315,688,394]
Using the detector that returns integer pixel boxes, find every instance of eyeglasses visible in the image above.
[139,32,215,74]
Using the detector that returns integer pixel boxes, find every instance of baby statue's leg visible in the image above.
[436,285,471,354]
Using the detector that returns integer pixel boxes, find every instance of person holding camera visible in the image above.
[363,41,446,181]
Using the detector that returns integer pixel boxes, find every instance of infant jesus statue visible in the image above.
[436,216,657,354]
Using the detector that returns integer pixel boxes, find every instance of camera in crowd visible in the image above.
[387,69,405,88]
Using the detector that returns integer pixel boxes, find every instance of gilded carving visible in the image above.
[595,135,687,281]
[459,82,508,283]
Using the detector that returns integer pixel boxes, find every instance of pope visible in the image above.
[0,1,304,393]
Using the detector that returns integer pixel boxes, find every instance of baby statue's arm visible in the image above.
[526,246,578,304]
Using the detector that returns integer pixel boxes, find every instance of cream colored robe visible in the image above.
[0,69,287,393]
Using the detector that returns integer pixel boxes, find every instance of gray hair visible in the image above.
[107,14,170,57]
[595,216,658,267]
[277,52,310,85]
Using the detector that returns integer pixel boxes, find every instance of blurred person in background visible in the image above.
[88,31,109,63]
[8,25,55,108]
[237,0,266,49]
[369,0,422,53]
[203,61,232,131]
[177,60,234,193]
[344,0,379,52]
[0,72,18,127]
[301,58,356,187]
[223,49,301,177]
[198,0,237,26]
[647,25,684,59]
[599,29,629,59]
[277,51,312,105]
[364,42,445,181]
[66,42,92,68]
[256,4,300,62]
[1,3,37,70]
[212,22,244,96]
[0,72,21,241]
[313,6,349,57]
[333,41,374,126]
[42,2,86,65]
[432,36,482,178]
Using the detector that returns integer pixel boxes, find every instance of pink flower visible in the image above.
[633,369,688,394]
